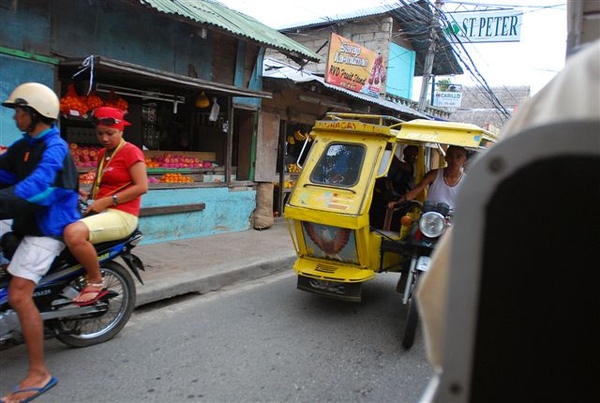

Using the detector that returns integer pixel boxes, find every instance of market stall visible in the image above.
[57,56,269,244]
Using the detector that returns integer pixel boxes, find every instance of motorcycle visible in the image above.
[0,228,145,349]
[381,201,452,349]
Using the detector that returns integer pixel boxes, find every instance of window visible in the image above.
[310,143,364,186]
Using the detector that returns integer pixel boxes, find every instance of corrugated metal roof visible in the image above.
[278,5,400,29]
[263,58,428,120]
[138,0,321,63]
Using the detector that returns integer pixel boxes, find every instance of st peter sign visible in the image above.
[445,10,523,43]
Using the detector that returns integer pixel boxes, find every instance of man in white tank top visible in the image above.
[389,145,467,212]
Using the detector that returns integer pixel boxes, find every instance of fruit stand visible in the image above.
[55,82,254,244]
[143,151,235,186]
[60,87,234,189]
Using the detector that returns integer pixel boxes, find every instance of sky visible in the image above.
[217,0,568,97]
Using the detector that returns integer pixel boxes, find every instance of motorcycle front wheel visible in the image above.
[402,296,419,349]
[56,261,136,348]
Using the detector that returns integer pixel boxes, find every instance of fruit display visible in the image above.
[69,143,101,168]
[86,90,104,111]
[104,89,129,111]
[158,172,194,183]
[79,170,96,185]
[144,153,218,169]
[274,178,297,189]
[286,130,313,145]
[60,84,88,117]
[60,84,130,118]
[286,163,301,173]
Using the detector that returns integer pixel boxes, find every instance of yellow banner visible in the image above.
[325,33,386,98]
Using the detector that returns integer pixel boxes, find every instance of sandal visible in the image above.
[73,280,109,306]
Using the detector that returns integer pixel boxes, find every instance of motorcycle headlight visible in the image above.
[419,211,447,238]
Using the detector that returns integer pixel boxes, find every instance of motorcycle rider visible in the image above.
[388,145,468,212]
[0,82,80,402]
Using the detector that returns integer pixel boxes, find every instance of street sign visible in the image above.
[445,10,523,43]
[433,83,462,108]
[433,91,462,108]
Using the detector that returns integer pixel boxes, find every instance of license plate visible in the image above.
[416,256,431,272]
[297,276,362,302]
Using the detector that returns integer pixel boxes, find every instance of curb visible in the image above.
[135,255,296,307]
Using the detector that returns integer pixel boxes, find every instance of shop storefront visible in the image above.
[0,0,320,244]
[57,56,273,243]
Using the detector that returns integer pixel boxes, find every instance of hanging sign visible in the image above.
[445,10,523,43]
[325,33,386,98]
[433,83,463,108]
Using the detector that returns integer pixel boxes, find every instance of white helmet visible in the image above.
[2,82,60,120]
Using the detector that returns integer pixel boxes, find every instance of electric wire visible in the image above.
[277,0,549,122]
[433,1,513,120]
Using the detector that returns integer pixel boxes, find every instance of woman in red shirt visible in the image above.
[64,107,148,305]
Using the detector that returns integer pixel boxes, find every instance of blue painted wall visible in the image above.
[233,46,263,109]
[386,43,416,99]
[0,55,55,145]
[139,186,256,244]
[0,1,212,81]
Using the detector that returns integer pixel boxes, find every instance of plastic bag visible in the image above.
[208,97,220,122]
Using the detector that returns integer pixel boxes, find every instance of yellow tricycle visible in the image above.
[284,113,496,303]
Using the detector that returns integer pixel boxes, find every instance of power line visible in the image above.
[443,1,565,11]
[433,1,513,119]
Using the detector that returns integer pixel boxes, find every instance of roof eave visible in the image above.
[133,0,321,64]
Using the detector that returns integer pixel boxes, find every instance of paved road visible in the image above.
[0,270,434,402]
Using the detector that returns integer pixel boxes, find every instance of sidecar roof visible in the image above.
[315,113,497,151]
[396,119,497,150]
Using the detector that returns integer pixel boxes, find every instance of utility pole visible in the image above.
[417,0,443,112]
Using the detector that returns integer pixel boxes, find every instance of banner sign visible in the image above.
[325,33,386,98]
[445,10,523,43]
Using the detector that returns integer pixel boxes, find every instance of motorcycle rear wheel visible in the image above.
[56,261,136,348]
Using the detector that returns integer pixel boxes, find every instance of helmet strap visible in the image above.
[23,108,45,133]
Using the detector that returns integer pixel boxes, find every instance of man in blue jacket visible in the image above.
[0,82,80,403]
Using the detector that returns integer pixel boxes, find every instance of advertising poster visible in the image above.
[325,33,386,98]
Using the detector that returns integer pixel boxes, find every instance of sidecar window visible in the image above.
[310,143,364,186]
[377,145,394,176]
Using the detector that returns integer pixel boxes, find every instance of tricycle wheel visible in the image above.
[402,296,419,349]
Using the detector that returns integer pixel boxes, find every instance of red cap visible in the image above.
[92,106,131,130]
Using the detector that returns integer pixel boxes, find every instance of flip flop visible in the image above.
[73,287,109,306]
[4,377,58,403]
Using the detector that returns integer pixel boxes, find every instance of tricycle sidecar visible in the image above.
[284,113,496,302]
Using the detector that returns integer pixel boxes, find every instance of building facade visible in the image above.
[0,0,319,244]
